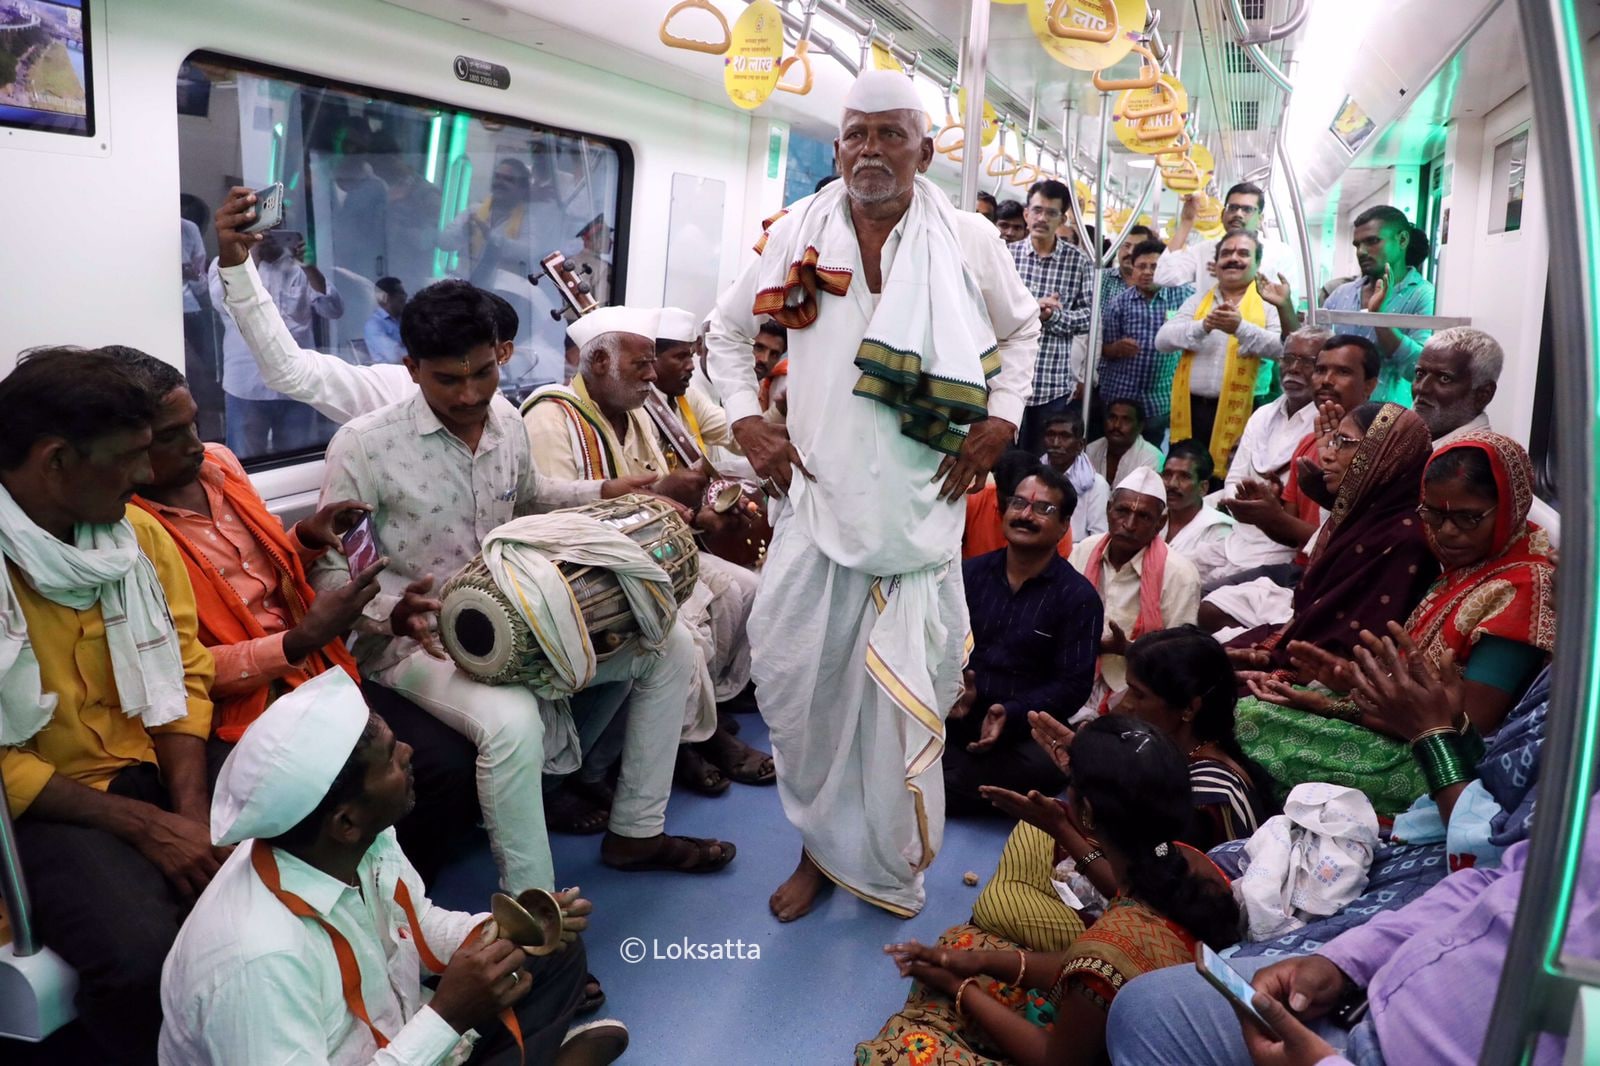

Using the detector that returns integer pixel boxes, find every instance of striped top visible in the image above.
[1187,758,1267,849]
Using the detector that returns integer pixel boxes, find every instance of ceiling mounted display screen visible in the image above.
[0,0,92,136]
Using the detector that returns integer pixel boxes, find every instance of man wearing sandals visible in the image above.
[522,306,774,811]
[299,274,736,888]
[707,71,1040,920]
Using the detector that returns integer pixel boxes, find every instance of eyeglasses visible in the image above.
[1026,205,1064,220]
[1325,433,1361,452]
[1416,504,1494,531]
[1005,495,1061,518]
[1223,203,1261,216]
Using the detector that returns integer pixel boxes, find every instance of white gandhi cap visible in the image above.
[657,307,700,344]
[841,69,925,121]
[210,669,372,847]
[566,306,661,351]
[1114,466,1167,504]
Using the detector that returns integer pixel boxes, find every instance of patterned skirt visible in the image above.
[1235,696,1427,816]
[855,925,1058,1066]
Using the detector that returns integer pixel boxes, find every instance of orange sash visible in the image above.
[252,842,523,1060]
[133,451,360,741]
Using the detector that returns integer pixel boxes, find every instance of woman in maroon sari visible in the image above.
[1232,401,1439,672]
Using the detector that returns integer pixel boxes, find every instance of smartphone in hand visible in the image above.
[240,182,285,234]
[341,514,380,574]
[1195,943,1281,1039]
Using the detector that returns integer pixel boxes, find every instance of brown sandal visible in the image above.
[601,832,737,873]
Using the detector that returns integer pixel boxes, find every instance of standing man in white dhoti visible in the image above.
[707,71,1040,921]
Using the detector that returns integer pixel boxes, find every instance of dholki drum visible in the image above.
[439,495,699,685]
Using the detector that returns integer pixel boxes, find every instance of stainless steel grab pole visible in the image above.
[1481,1,1600,1052]
[0,764,39,957]
[1079,92,1111,432]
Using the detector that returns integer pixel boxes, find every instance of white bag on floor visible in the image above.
[1235,782,1380,941]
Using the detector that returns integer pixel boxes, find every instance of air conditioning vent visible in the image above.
[851,0,916,34]
[1242,0,1266,18]
[1231,100,1261,131]
[1224,42,1256,74]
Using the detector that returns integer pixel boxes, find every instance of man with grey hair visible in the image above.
[707,70,1040,921]
[1413,326,1561,544]
[1412,326,1502,443]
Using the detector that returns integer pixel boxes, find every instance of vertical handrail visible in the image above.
[0,764,39,957]
[1272,76,1318,325]
[1080,91,1112,432]
[957,0,992,211]
[1481,2,1600,1054]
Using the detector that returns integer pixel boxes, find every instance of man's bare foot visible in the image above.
[769,850,827,922]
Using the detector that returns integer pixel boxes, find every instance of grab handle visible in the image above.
[776,39,814,95]
[659,0,731,55]
[1047,0,1118,42]
[1093,43,1158,91]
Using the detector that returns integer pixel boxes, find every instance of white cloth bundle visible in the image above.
[0,484,188,745]
[480,512,680,700]
[1235,782,1380,941]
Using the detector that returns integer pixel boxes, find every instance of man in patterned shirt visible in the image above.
[1011,178,1095,451]
[1100,238,1193,446]
[314,281,736,897]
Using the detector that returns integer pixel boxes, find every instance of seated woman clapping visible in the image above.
[969,628,1268,952]
[1238,431,1556,815]
[857,717,1239,1066]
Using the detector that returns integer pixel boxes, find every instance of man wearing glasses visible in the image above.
[1156,183,1300,297]
[1011,179,1096,451]
[944,466,1102,815]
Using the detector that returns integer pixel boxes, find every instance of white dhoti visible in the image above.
[1205,575,1297,632]
[752,511,966,916]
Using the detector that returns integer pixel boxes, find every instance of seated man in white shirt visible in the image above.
[160,670,627,1066]
[1041,410,1108,543]
[1413,326,1561,546]
[1085,397,1164,487]
[1068,468,1201,717]
[1161,438,1234,584]
[311,280,735,895]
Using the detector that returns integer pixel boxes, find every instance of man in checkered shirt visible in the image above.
[1009,179,1095,451]
[1100,237,1194,446]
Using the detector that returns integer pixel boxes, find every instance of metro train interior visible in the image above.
[1,0,1599,1064]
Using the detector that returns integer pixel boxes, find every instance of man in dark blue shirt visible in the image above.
[944,465,1104,816]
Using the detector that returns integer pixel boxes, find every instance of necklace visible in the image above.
[1187,741,1209,759]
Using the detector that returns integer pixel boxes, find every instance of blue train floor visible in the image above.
[431,711,1015,1065]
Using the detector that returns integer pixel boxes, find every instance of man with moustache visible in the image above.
[1040,411,1108,544]
[1068,468,1200,716]
[1154,232,1284,477]
[1156,183,1300,296]
[706,70,1040,921]
[943,467,1101,816]
[1011,178,1096,450]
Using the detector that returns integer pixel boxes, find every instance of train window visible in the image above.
[176,52,631,468]
[1489,126,1529,235]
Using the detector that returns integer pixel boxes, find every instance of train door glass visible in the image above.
[175,52,630,468]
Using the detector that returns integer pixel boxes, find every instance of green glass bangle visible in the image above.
[1412,731,1473,793]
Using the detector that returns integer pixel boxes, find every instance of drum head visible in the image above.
[440,583,526,684]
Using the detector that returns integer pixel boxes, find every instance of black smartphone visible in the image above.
[1195,943,1281,1039]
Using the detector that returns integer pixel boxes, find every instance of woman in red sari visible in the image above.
[1241,431,1556,812]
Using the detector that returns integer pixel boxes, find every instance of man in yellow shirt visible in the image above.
[0,348,217,1065]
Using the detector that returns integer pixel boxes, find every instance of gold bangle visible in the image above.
[954,976,980,1022]
[1409,726,1458,745]
[1016,949,1028,988]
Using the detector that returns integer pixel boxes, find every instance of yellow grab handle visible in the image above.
[1135,113,1188,144]
[1010,161,1042,187]
[776,39,814,95]
[659,0,731,55]
[935,121,966,162]
[1047,0,1118,42]
[986,151,1021,178]
[1093,44,1158,91]
[1120,79,1177,121]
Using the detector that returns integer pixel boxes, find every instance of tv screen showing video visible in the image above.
[0,0,92,136]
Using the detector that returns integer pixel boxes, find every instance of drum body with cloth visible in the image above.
[439,495,700,685]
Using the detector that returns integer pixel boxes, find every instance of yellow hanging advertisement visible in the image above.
[1113,74,1189,154]
[1028,0,1142,72]
[723,0,784,111]
[955,87,1000,147]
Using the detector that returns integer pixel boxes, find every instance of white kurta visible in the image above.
[1067,533,1200,699]
[1164,504,1236,585]
[706,204,1039,916]
[1085,436,1164,485]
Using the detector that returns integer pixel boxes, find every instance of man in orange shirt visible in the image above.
[112,348,480,884]
[0,349,217,1064]
[962,449,1074,560]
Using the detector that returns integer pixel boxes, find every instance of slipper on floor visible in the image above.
[545,787,610,835]
[555,1018,629,1066]
[601,833,737,873]
[675,746,730,796]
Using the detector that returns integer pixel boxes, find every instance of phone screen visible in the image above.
[1195,944,1280,1039]
[341,515,380,574]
